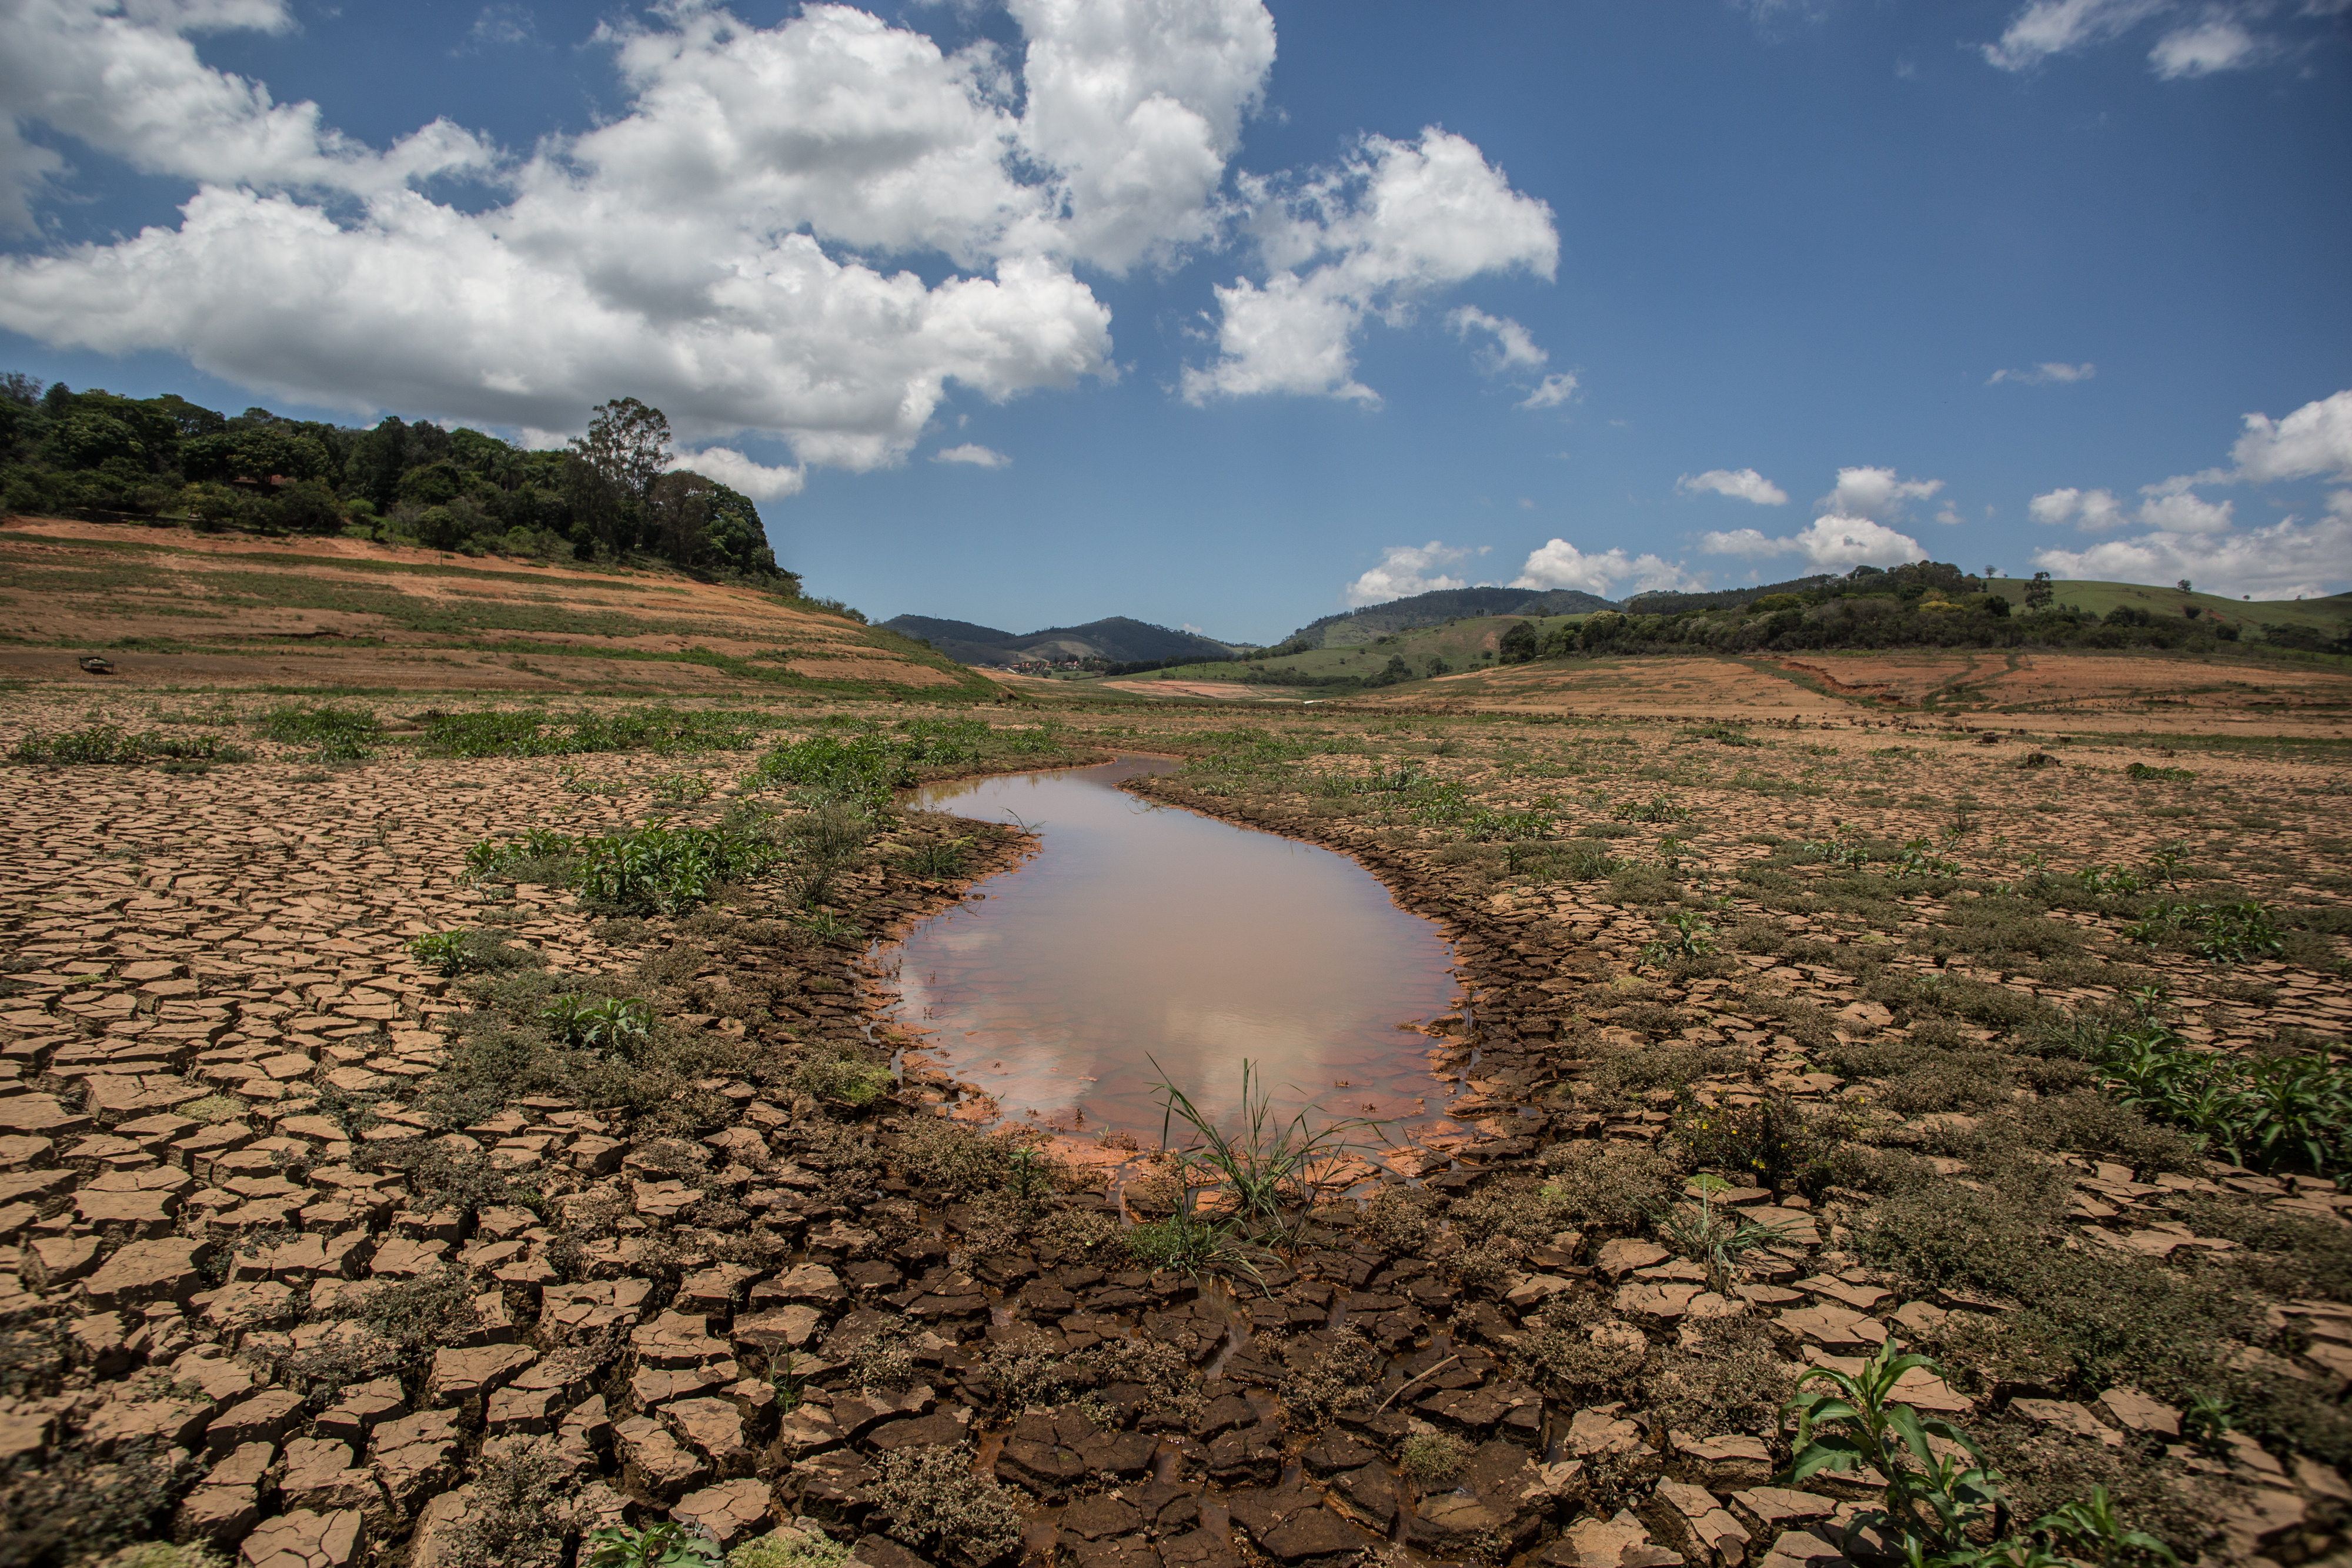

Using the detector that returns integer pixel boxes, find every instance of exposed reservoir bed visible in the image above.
[880,756,1468,1148]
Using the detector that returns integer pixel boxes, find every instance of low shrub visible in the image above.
[437,1436,582,1568]
[467,823,781,912]
[1673,1092,1859,1197]
[789,1041,895,1107]
[729,1527,851,1568]
[866,1445,1027,1568]
[1539,1142,1679,1233]
[1400,1431,1466,1487]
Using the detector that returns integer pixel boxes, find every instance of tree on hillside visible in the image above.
[1499,620,1538,663]
[572,397,671,503]
[0,370,795,583]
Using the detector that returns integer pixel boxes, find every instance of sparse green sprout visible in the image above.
[2075,863,2146,896]
[1892,836,1962,877]
[2180,1393,2233,1452]
[1615,793,1693,824]
[2120,898,2284,962]
[651,768,714,804]
[2126,761,2195,783]
[795,908,865,946]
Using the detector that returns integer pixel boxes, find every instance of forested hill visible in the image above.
[0,375,789,584]
[881,614,1240,666]
[1284,585,1619,650]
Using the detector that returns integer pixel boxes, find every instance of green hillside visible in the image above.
[1285,585,1616,648]
[2047,580,2352,638]
[1092,612,1581,691]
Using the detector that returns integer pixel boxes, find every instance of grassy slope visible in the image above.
[1093,613,1584,689]
[2047,579,2352,633]
[0,516,998,700]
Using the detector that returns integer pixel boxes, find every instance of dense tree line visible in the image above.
[1504,560,2347,660]
[0,374,789,582]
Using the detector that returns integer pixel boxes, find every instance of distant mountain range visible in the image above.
[1282,585,1620,648]
[881,614,1243,667]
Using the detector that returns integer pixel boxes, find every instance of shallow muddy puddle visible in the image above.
[881,756,1466,1148]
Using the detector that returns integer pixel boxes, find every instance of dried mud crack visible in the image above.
[1,702,2347,1568]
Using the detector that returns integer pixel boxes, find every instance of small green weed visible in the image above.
[650,770,714,804]
[583,1522,721,1568]
[1642,910,1717,963]
[2126,761,2196,783]
[407,928,536,977]
[540,995,654,1052]
[1615,793,1693,823]
[899,835,974,879]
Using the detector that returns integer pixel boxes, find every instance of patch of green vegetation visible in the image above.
[422,705,767,757]
[254,701,382,760]
[8,724,250,765]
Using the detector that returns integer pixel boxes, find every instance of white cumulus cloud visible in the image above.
[1009,0,1275,274]
[1987,362,2096,385]
[0,0,495,232]
[2135,476,2234,533]
[1701,516,1929,570]
[3,0,1495,479]
[675,446,807,500]
[1344,540,1484,607]
[2029,486,2132,530]
[933,442,1011,467]
[1677,468,1789,506]
[2035,513,2351,600]
[1823,466,1943,522]
[2025,386,2352,599]
[1511,539,1699,597]
[1182,128,1558,406]
[2226,388,2352,484]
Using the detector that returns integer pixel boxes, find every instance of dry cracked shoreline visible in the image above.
[2,704,2348,1568]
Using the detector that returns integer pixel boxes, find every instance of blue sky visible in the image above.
[2,0,2347,643]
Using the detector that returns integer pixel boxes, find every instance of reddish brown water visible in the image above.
[883,757,1465,1145]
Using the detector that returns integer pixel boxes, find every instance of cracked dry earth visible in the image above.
[2,700,2350,1568]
